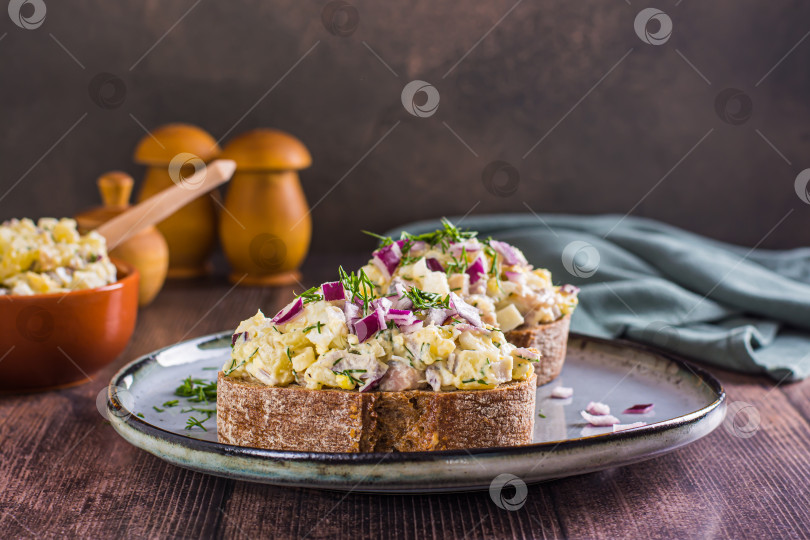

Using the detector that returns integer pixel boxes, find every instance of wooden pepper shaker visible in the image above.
[133,123,221,278]
[219,129,312,285]
[75,171,169,306]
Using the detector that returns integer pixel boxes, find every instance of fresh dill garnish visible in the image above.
[538,410,547,419]
[273,326,281,333]
[202,366,218,370]
[286,347,294,364]
[401,218,476,251]
[162,400,179,407]
[185,416,208,431]
[152,406,164,413]
[444,247,471,275]
[180,407,216,415]
[136,413,144,418]
[403,345,415,359]
[175,376,218,402]
[516,355,540,363]
[402,286,451,311]
[484,243,498,275]
[362,230,394,247]
[338,266,376,313]
[303,321,324,334]
[296,286,323,305]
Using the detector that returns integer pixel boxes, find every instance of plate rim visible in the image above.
[107,330,726,464]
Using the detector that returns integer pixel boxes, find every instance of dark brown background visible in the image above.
[1,0,808,253]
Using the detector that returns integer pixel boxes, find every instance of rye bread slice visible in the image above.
[505,314,570,386]
[216,372,536,453]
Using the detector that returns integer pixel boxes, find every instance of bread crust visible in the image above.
[505,314,570,386]
[217,372,536,453]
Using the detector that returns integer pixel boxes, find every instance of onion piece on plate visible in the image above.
[550,386,573,399]
[581,411,620,426]
[613,422,647,432]
[623,403,654,414]
[585,401,611,415]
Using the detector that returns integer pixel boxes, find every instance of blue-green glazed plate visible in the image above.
[106,332,725,493]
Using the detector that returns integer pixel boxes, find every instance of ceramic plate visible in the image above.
[106,332,725,493]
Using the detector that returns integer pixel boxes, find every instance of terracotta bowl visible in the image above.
[0,258,139,392]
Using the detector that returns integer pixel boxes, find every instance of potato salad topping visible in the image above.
[360,219,578,332]
[224,268,539,392]
[0,218,117,295]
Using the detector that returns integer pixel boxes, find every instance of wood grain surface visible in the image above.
[1,254,809,539]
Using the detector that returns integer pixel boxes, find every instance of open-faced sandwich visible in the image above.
[217,268,538,453]
[359,219,578,386]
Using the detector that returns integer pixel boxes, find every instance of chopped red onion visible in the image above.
[231,331,248,347]
[450,292,482,327]
[271,297,304,324]
[550,386,573,399]
[386,309,417,325]
[613,422,647,432]
[343,301,361,332]
[374,307,386,329]
[466,256,486,284]
[504,271,523,283]
[514,347,540,361]
[581,411,620,426]
[561,284,580,295]
[425,257,444,272]
[371,297,392,315]
[403,239,427,254]
[321,281,345,302]
[449,239,481,257]
[372,242,402,277]
[355,310,385,342]
[397,321,423,334]
[585,401,611,415]
[490,240,527,266]
[391,281,413,310]
[623,404,654,414]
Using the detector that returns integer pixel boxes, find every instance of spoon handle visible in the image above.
[95,159,236,249]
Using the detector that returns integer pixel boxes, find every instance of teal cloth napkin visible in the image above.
[385,214,810,381]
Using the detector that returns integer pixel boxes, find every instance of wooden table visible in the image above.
[2,254,809,539]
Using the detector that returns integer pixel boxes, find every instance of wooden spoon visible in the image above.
[94,159,236,250]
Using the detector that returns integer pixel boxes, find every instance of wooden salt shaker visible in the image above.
[218,129,312,285]
[134,123,221,278]
[75,171,169,306]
